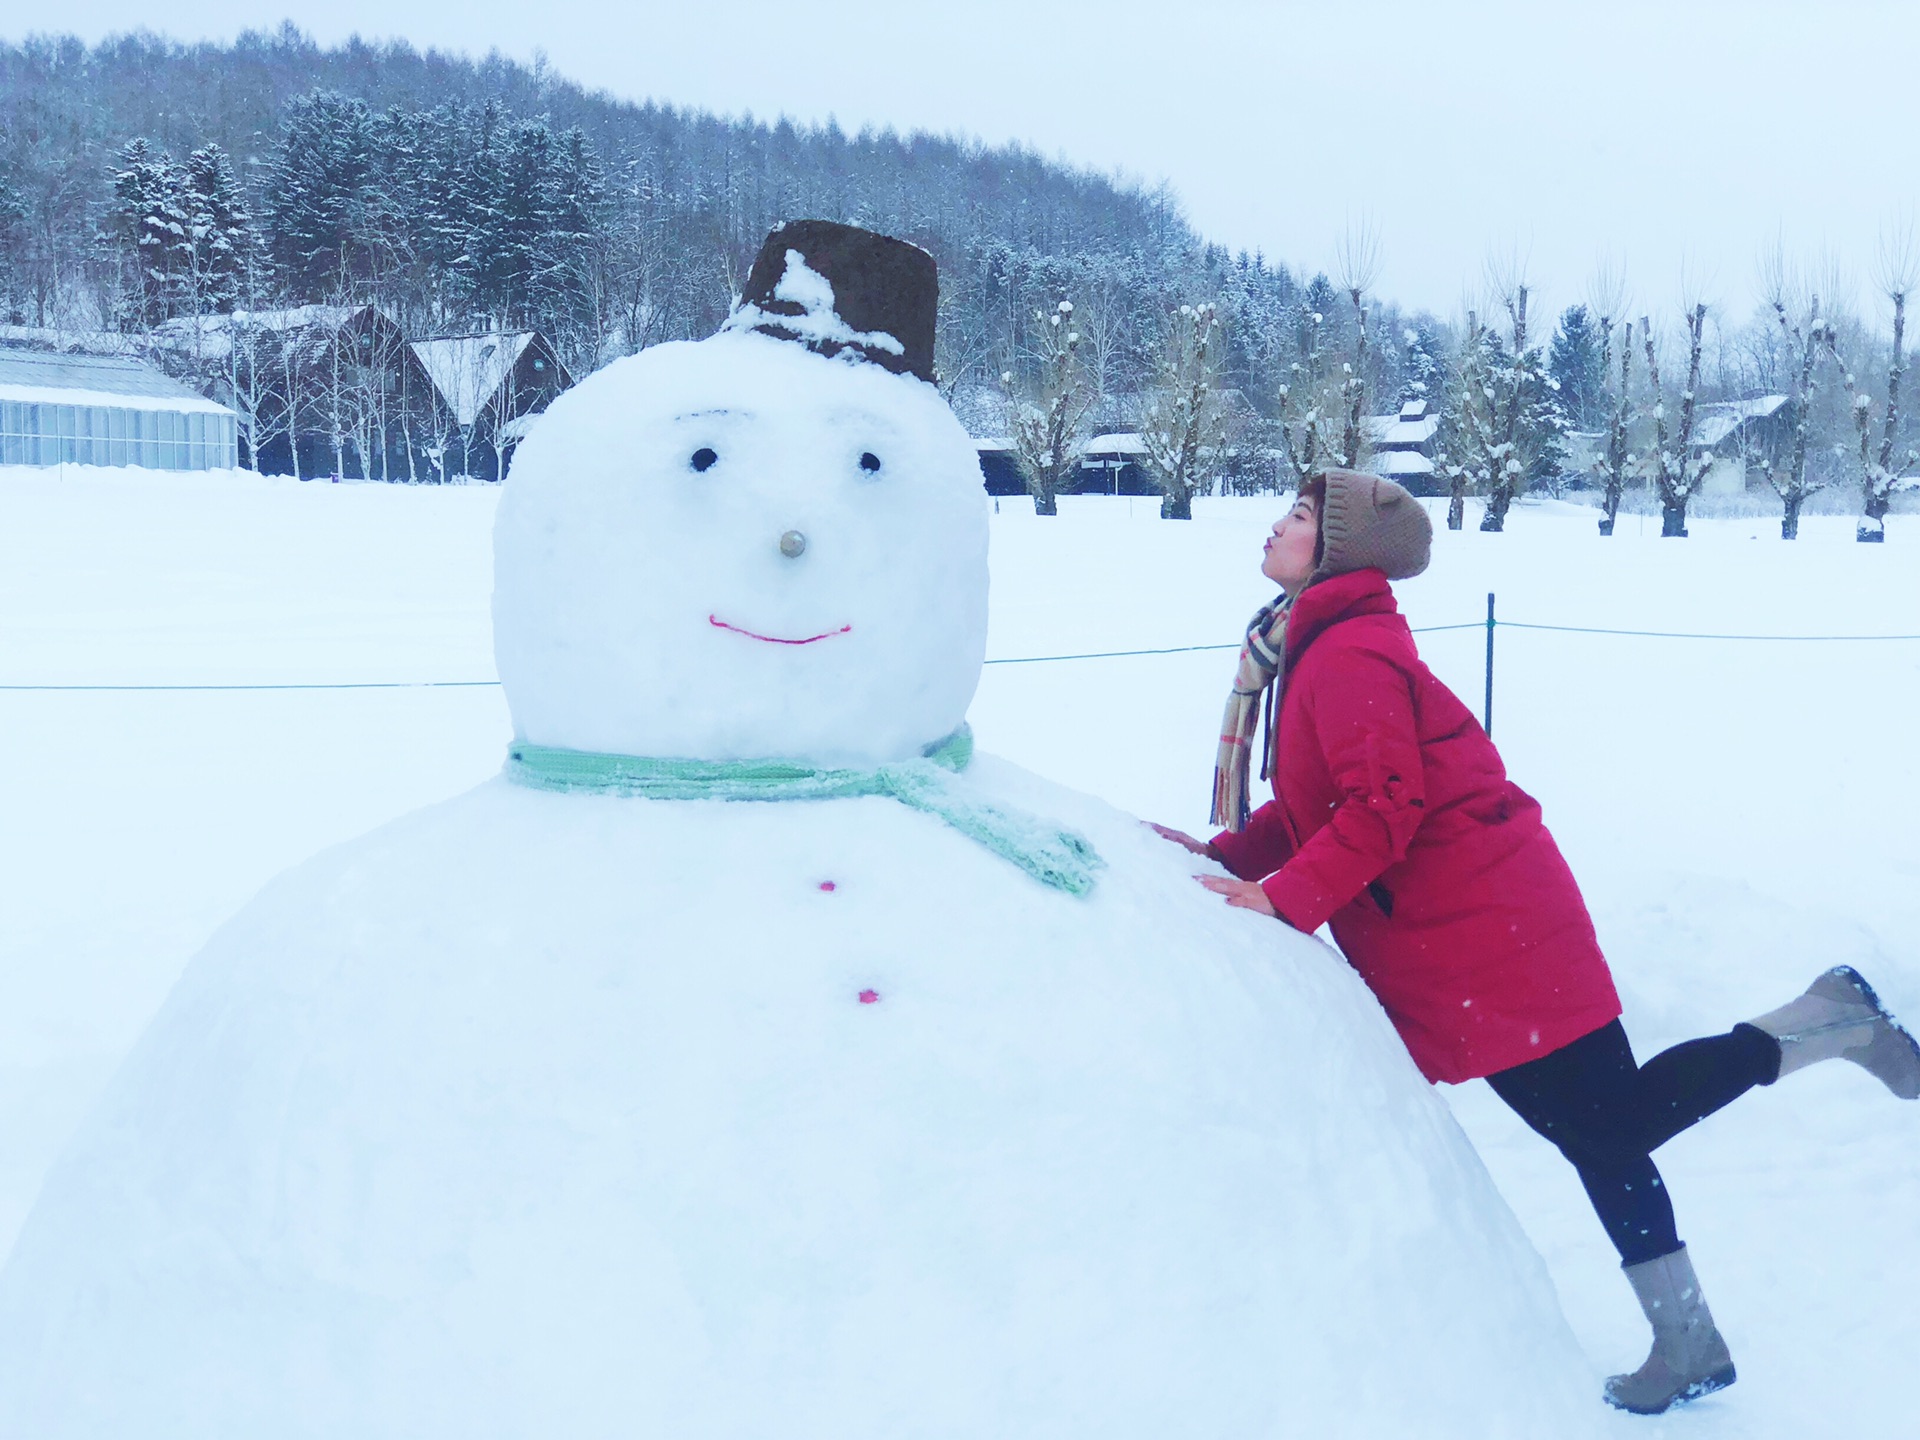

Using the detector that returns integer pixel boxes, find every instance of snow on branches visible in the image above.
[1642,304,1711,538]
[1828,245,1912,542]
[1138,302,1230,520]
[1001,299,1096,517]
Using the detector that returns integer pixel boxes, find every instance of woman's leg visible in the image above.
[1487,1018,1781,1258]
[1485,1020,1680,1264]
[1635,1023,1780,1150]
[1487,1019,1747,1413]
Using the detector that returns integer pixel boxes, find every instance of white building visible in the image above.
[0,347,238,470]
[1364,399,1440,492]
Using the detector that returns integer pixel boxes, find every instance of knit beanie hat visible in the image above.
[1312,468,1433,582]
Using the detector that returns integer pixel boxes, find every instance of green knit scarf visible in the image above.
[504,725,1101,897]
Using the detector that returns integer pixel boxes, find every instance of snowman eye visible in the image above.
[690,447,718,473]
[859,451,882,474]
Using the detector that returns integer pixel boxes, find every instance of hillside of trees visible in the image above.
[2,26,1910,537]
[0,24,1436,413]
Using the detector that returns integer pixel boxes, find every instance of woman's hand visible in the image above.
[1147,822,1216,858]
[1196,873,1281,919]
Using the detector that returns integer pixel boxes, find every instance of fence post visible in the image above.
[1484,592,1496,737]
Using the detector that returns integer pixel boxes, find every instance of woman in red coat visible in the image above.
[1152,470,1920,1416]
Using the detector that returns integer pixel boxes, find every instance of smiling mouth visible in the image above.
[708,614,853,646]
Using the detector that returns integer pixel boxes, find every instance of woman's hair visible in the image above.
[1299,475,1328,568]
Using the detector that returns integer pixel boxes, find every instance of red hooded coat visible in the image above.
[1209,568,1622,1084]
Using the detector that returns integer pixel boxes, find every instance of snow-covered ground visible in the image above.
[1,466,1915,1435]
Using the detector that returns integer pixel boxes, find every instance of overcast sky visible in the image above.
[16,1,1920,327]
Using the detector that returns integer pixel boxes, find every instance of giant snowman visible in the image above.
[0,223,1604,1439]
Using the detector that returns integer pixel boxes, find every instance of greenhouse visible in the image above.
[0,348,238,471]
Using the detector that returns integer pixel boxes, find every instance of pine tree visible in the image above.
[538,126,608,360]
[0,166,26,319]
[451,100,511,323]
[182,143,253,313]
[264,89,377,298]
[1548,304,1606,430]
[1398,318,1444,404]
[104,137,190,328]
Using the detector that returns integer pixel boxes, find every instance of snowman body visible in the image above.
[0,291,1604,1437]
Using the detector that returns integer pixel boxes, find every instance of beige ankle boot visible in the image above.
[1748,966,1920,1099]
[1605,1245,1736,1414]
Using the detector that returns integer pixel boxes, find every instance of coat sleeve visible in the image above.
[1258,648,1427,931]
[1208,799,1294,881]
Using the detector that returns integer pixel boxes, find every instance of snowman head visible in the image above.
[493,224,989,767]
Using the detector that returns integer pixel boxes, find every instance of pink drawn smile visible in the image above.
[708,614,853,646]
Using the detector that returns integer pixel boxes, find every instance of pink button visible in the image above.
[858,989,880,1005]
[818,881,837,893]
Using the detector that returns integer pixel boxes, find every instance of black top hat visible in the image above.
[724,220,938,383]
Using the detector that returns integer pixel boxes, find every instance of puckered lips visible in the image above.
[708,614,852,646]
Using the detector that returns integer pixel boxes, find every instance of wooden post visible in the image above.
[1484,592,1496,737]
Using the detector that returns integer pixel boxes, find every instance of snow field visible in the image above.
[2,467,1917,1434]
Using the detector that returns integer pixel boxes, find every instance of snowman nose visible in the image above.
[779,529,808,559]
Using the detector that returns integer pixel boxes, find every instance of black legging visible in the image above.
[1486,1019,1781,1265]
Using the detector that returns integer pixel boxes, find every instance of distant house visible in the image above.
[1363,399,1441,494]
[1688,395,1792,494]
[974,438,1025,496]
[152,306,441,481]
[411,332,571,480]
[1077,432,1155,495]
[0,346,238,471]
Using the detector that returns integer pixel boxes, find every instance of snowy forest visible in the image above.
[1,25,1914,536]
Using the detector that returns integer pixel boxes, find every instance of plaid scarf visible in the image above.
[1210,593,1294,832]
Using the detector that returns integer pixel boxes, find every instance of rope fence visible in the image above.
[5,596,1917,740]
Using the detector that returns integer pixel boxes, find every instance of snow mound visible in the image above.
[0,317,1603,1437]
[0,763,1602,1439]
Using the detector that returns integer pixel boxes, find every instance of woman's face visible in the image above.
[1261,494,1319,592]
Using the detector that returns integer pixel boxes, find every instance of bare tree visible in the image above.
[1595,319,1639,536]
[1436,308,1492,532]
[1642,303,1712,537]
[1001,299,1096,517]
[1477,264,1562,533]
[1587,267,1636,535]
[1334,221,1380,469]
[1274,304,1332,489]
[1757,253,1836,540]
[1832,229,1914,542]
[1481,280,1532,532]
[1138,302,1230,520]
[278,315,311,479]
[223,315,287,473]
[1070,272,1137,414]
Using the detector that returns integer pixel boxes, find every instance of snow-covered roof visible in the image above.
[1084,432,1147,457]
[148,307,376,362]
[412,334,536,427]
[1689,394,1788,451]
[1364,411,1440,448]
[1373,450,1434,478]
[0,324,143,357]
[1561,431,1606,472]
[973,437,1013,453]
[0,348,234,415]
